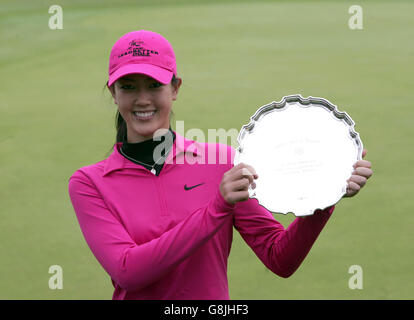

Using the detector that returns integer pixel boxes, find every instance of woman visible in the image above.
[68,30,373,300]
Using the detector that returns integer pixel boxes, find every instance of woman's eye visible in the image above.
[149,82,162,88]
[121,84,134,90]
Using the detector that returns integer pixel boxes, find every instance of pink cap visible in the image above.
[107,30,177,87]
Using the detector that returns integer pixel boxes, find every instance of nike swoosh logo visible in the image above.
[184,183,204,191]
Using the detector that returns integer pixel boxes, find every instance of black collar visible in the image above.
[119,128,176,174]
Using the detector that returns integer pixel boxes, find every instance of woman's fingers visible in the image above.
[353,166,373,179]
[230,163,258,183]
[238,163,258,179]
[345,157,373,197]
[220,163,258,204]
[220,179,250,204]
[353,159,372,169]
[230,178,251,191]
[362,149,367,158]
[346,181,361,197]
[228,190,250,202]
[348,174,367,187]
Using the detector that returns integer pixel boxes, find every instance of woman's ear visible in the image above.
[107,84,118,105]
[171,77,182,101]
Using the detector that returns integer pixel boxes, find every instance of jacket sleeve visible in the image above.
[68,170,234,292]
[233,198,334,278]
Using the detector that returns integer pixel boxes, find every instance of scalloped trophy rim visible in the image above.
[235,94,364,217]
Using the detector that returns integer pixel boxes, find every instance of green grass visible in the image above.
[1,0,413,299]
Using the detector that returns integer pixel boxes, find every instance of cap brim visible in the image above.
[108,64,173,87]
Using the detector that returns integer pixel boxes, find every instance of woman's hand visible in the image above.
[344,149,373,197]
[220,163,258,205]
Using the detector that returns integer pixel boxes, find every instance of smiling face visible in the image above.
[108,74,181,143]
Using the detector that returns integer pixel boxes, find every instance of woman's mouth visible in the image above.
[133,110,156,120]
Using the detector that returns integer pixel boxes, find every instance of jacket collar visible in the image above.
[102,131,199,177]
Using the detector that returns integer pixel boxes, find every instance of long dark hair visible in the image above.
[104,74,179,157]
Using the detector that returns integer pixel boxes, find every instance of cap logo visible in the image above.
[117,39,159,59]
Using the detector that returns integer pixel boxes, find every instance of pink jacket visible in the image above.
[68,131,334,299]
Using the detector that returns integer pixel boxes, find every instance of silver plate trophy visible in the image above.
[234,94,363,217]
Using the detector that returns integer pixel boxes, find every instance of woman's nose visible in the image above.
[133,89,151,106]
